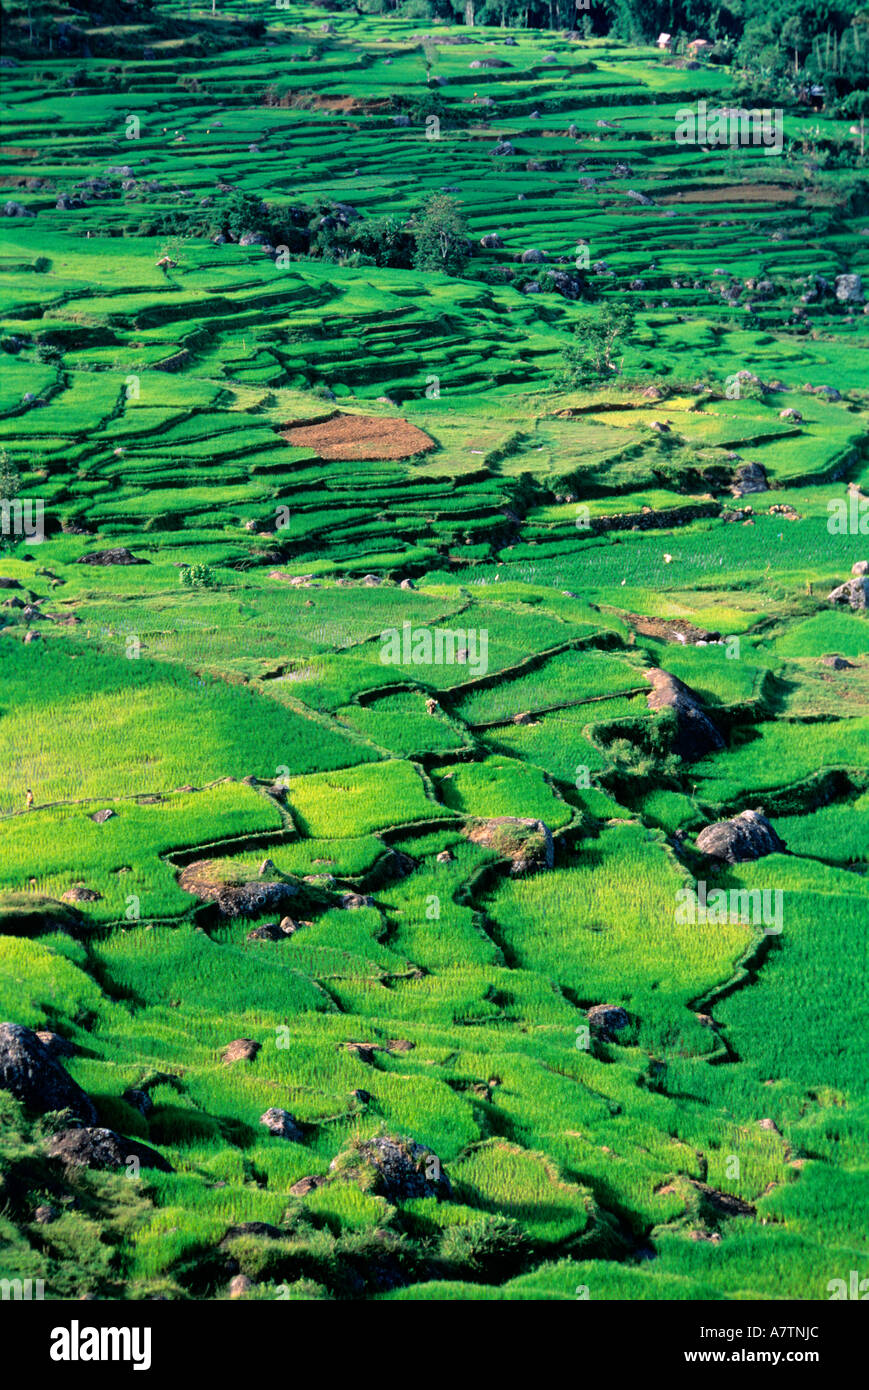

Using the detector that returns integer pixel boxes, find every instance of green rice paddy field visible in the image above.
[0,0,867,1304]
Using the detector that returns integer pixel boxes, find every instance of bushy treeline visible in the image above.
[136,188,478,276]
[332,0,869,100]
[8,0,868,102]
[1,0,267,59]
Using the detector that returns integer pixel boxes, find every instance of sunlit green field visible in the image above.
[0,0,867,1306]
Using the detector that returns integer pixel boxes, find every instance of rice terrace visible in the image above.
[0,0,868,1321]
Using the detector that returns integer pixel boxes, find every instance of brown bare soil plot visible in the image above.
[658,184,801,204]
[281,412,436,460]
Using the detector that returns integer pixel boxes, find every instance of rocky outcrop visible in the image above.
[835,274,863,303]
[464,817,554,875]
[643,668,725,762]
[340,892,373,909]
[696,809,786,864]
[0,1022,97,1123]
[692,1180,756,1220]
[123,1087,153,1117]
[246,921,294,942]
[731,461,768,497]
[221,1038,260,1064]
[623,612,719,645]
[289,1174,327,1196]
[77,548,146,566]
[329,1134,451,1202]
[821,654,855,670]
[61,886,102,903]
[179,860,300,917]
[343,1038,415,1063]
[47,1126,172,1171]
[35,1030,75,1059]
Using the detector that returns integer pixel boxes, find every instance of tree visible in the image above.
[217,191,270,241]
[557,305,635,387]
[352,216,415,269]
[420,38,438,81]
[0,450,22,553]
[0,450,21,503]
[781,13,812,73]
[412,195,470,276]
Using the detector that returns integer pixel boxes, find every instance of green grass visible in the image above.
[286,760,452,838]
[0,3,867,1306]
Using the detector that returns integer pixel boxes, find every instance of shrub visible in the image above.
[179,563,217,589]
[438,1216,530,1278]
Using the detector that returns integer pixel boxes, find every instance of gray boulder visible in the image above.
[731,461,768,497]
[77,548,145,566]
[47,1126,172,1171]
[835,274,863,303]
[260,1108,303,1141]
[123,1088,153,1117]
[221,1038,260,1064]
[587,1004,631,1040]
[828,576,869,610]
[330,1134,451,1202]
[643,669,725,762]
[0,1022,97,1123]
[696,810,786,865]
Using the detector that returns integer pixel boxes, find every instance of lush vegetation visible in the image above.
[0,0,867,1306]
